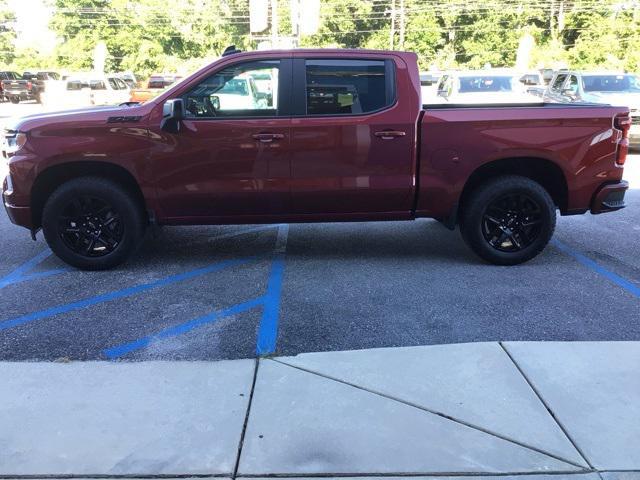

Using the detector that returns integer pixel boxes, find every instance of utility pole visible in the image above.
[389,0,395,50]
[272,0,279,48]
[399,0,405,49]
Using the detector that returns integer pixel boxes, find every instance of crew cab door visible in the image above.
[149,57,292,219]
[288,55,417,215]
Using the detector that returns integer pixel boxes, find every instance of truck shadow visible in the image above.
[135,220,503,267]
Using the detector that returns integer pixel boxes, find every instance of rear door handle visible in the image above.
[252,133,285,143]
[374,130,406,140]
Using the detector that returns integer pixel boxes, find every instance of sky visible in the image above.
[8,0,57,53]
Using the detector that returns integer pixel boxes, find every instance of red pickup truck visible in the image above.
[2,48,631,270]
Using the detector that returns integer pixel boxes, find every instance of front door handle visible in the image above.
[374,130,406,140]
[252,133,285,143]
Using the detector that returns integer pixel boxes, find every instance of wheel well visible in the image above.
[31,162,147,229]
[458,157,568,217]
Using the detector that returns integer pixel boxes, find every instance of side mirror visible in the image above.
[161,98,184,133]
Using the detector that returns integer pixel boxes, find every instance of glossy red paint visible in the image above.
[2,48,629,232]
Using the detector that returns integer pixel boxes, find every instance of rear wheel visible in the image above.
[42,177,146,270]
[460,175,556,265]
[9,96,19,104]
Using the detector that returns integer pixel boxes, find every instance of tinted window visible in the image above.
[551,74,567,91]
[458,76,514,93]
[305,59,391,115]
[567,75,579,94]
[183,60,280,118]
[90,80,106,90]
[583,75,640,92]
[148,77,165,89]
[67,80,92,90]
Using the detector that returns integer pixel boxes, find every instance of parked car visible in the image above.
[435,70,539,104]
[543,71,640,147]
[0,71,60,103]
[2,48,630,270]
[419,72,443,103]
[129,74,182,103]
[62,75,131,106]
[0,71,21,102]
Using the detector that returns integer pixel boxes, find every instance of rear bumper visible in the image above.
[4,90,35,100]
[590,180,629,214]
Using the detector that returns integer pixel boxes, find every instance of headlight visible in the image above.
[3,132,27,155]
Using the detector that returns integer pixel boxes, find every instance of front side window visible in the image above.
[183,60,280,118]
[567,75,579,94]
[305,59,392,115]
[551,74,567,92]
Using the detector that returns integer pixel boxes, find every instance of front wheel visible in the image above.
[460,175,556,265]
[42,177,146,270]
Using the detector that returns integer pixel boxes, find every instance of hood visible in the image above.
[4,103,153,132]
[583,92,640,110]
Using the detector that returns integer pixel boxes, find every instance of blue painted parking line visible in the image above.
[553,239,640,298]
[104,224,290,359]
[0,249,70,289]
[0,257,255,332]
[104,296,265,359]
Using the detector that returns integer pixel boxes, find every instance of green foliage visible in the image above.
[0,0,16,66]
[4,0,639,77]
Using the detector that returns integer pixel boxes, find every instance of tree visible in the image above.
[0,0,16,66]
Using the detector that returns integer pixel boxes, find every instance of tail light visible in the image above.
[614,114,631,166]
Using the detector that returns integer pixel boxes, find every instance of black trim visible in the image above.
[291,58,307,115]
[410,109,425,216]
[277,58,294,117]
[385,59,396,107]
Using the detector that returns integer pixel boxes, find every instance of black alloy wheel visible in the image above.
[481,193,542,252]
[58,195,124,257]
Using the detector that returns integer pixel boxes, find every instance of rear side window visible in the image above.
[305,59,393,115]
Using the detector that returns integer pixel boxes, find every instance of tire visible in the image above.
[460,175,556,265]
[42,177,146,270]
[9,96,19,104]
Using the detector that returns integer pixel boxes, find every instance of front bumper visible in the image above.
[2,174,33,229]
[591,180,629,214]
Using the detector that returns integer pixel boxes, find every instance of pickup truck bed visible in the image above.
[2,48,630,270]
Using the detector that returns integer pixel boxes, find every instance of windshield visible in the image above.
[583,74,640,92]
[458,75,514,93]
[218,78,249,95]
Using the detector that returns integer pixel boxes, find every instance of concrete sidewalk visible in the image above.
[1,342,639,478]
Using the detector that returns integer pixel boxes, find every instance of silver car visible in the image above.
[544,71,640,147]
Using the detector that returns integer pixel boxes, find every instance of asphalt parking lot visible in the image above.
[1,102,639,361]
